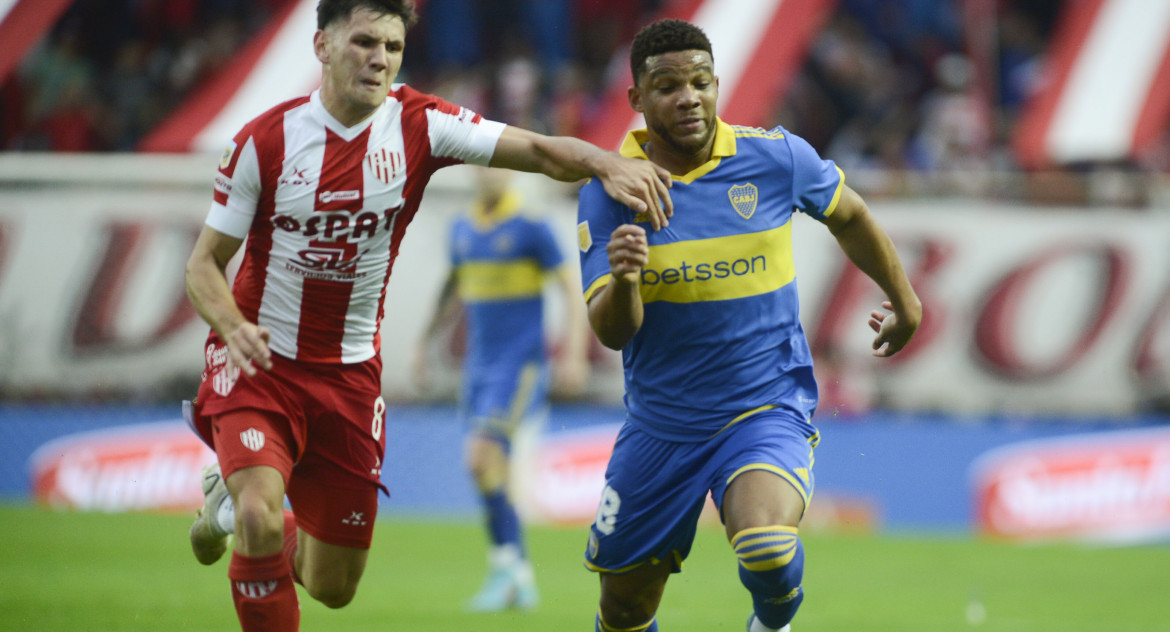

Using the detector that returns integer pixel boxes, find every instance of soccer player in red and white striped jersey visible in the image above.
[182,2,673,630]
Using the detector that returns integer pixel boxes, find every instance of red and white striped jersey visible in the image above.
[206,85,505,364]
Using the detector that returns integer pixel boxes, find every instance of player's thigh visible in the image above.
[722,469,806,536]
[296,529,370,596]
[710,411,818,536]
[286,474,379,604]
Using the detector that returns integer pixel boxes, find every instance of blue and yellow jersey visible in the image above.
[577,118,844,442]
[451,191,564,374]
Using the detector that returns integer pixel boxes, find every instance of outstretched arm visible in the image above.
[824,186,922,357]
[185,225,273,375]
[490,126,674,230]
[586,224,649,350]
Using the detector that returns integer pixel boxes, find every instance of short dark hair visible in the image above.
[629,19,713,85]
[317,0,418,30]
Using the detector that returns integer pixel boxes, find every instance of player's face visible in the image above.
[630,50,719,169]
[315,8,405,126]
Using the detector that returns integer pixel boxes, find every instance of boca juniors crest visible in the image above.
[366,148,404,184]
[728,183,758,219]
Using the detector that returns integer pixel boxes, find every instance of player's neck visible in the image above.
[319,87,379,128]
[644,138,713,177]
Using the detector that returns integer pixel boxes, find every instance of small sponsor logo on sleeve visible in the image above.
[214,174,233,196]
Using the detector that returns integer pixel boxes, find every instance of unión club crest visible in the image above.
[366,148,403,184]
[728,183,758,219]
[240,427,266,452]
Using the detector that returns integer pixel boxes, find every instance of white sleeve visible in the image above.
[426,108,506,166]
[205,136,261,239]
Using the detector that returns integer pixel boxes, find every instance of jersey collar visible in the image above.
[619,117,737,184]
[309,90,379,141]
[470,190,523,229]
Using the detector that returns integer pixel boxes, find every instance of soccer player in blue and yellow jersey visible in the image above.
[577,19,922,632]
[415,166,589,611]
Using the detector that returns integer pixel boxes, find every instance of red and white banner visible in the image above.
[138,0,320,153]
[2,167,1170,415]
[1014,0,1170,167]
[30,422,214,512]
[138,0,835,153]
[972,427,1170,542]
[0,0,73,86]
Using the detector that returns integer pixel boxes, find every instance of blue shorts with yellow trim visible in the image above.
[460,360,548,448]
[584,408,818,574]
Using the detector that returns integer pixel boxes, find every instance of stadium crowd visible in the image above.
[1,0,1064,178]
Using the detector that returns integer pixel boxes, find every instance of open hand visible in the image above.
[225,322,272,376]
[594,154,674,230]
[868,301,920,357]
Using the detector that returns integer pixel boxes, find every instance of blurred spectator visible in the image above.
[910,53,993,193]
[1,0,287,151]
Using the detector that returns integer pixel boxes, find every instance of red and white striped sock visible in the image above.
[228,551,300,632]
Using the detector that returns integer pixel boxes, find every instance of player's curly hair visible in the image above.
[317,0,419,30]
[629,19,713,85]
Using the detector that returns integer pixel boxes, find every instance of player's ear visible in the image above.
[313,29,330,64]
[628,84,643,113]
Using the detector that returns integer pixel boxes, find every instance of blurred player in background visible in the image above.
[413,166,589,611]
[181,1,672,630]
[577,19,921,632]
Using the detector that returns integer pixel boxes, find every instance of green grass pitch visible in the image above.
[1,504,1167,631]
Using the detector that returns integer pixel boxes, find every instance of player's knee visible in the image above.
[305,579,357,609]
[599,578,661,629]
[598,600,657,631]
[467,439,508,490]
[233,496,284,551]
[732,526,804,598]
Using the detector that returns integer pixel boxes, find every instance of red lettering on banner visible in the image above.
[809,237,951,364]
[71,222,200,351]
[974,244,1129,378]
[973,428,1170,541]
[529,426,620,524]
[31,422,214,511]
[1133,283,1170,399]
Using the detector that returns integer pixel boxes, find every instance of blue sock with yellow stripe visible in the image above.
[595,612,658,632]
[732,525,804,629]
